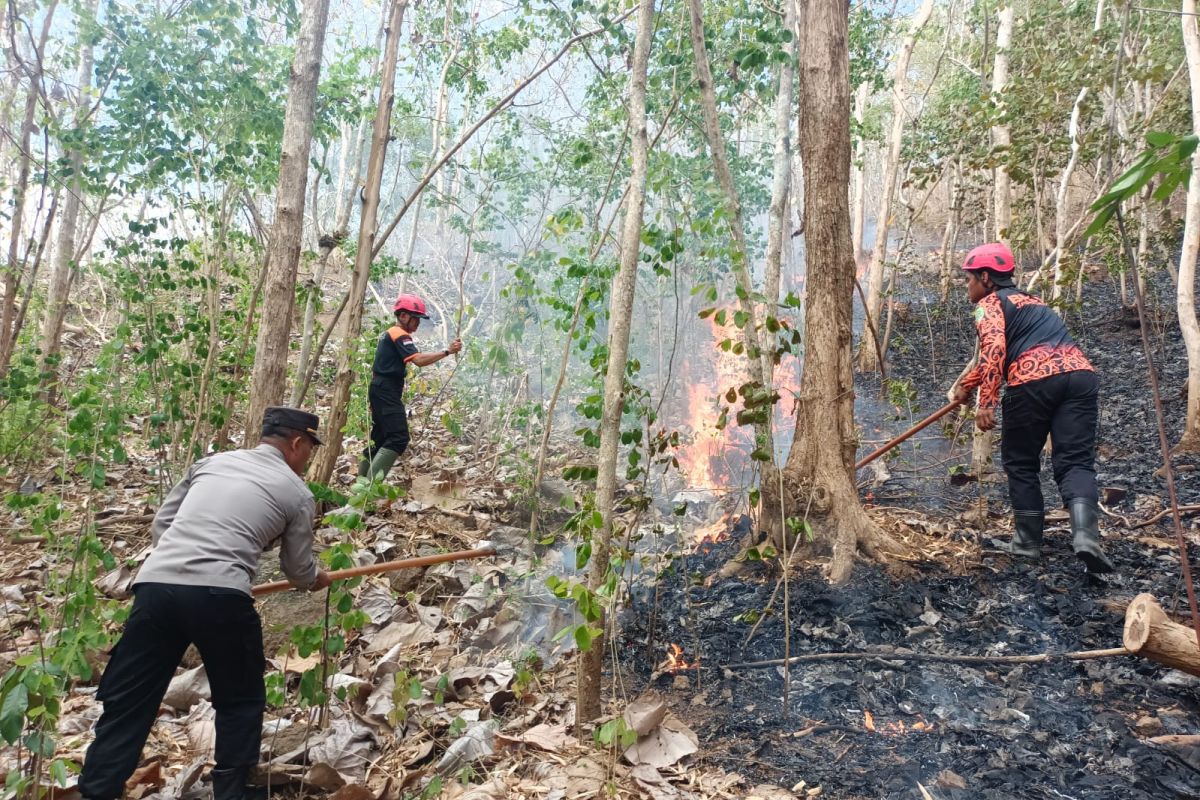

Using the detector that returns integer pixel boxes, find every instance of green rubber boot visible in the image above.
[367,447,399,480]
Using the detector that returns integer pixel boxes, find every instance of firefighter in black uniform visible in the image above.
[951,242,1114,573]
[359,293,461,480]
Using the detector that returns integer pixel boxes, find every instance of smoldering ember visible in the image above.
[4,1,1200,800]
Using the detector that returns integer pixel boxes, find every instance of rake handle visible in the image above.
[251,546,496,597]
[855,400,962,470]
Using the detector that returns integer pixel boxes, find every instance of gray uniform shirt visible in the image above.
[134,444,320,595]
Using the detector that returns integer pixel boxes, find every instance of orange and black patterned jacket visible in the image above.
[959,288,1093,410]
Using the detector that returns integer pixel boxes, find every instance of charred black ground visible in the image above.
[619,270,1200,799]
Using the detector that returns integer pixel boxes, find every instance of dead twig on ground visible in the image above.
[721,646,1129,671]
[1132,504,1200,529]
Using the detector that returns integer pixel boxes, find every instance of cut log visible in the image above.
[1123,593,1200,677]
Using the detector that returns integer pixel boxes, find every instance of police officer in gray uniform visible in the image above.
[78,407,333,800]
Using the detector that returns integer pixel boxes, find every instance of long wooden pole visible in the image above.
[854,400,961,469]
[251,546,495,596]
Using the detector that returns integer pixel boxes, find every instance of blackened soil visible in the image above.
[619,271,1200,799]
[622,532,1200,799]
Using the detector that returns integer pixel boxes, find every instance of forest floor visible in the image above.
[2,266,1200,800]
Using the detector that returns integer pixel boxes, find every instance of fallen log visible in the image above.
[1123,593,1200,677]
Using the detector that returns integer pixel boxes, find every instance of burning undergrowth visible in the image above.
[618,519,1200,799]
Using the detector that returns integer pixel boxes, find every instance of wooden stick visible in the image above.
[251,546,496,597]
[1123,593,1200,677]
[720,646,1129,671]
[855,400,962,469]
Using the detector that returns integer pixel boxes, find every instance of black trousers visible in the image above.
[1000,370,1100,514]
[366,378,410,458]
[78,583,266,800]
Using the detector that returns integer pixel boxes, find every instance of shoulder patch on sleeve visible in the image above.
[973,306,986,323]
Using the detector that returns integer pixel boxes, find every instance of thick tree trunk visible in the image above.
[309,0,408,484]
[687,0,773,461]
[38,0,98,387]
[858,0,934,373]
[1177,0,1200,452]
[763,0,797,388]
[577,0,654,726]
[992,6,1014,242]
[762,0,905,586]
[850,81,870,268]
[244,0,331,441]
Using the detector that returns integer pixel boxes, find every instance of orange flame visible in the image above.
[661,643,697,673]
[675,315,749,489]
[862,710,933,736]
[692,514,732,548]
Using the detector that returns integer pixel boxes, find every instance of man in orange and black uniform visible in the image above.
[952,242,1114,573]
[358,293,462,480]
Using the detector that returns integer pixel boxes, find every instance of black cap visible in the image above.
[262,406,323,445]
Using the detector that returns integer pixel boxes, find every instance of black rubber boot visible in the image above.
[1069,498,1115,574]
[998,510,1043,558]
[210,767,250,800]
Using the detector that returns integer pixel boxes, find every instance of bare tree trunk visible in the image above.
[992,5,1014,242]
[1176,0,1200,452]
[309,0,408,483]
[938,157,962,302]
[764,0,797,388]
[399,0,459,292]
[577,0,654,726]
[858,0,934,373]
[0,0,59,374]
[850,81,870,268]
[687,0,773,461]
[1052,0,1106,303]
[761,0,905,586]
[292,1,386,404]
[244,0,331,441]
[291,120,363,405]
[39,0,98,389]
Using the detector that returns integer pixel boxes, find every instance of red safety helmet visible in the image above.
[393,293,430,319]
[961,242,1015,274]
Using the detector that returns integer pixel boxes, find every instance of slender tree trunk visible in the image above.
[309,0,408,483]
[850,81,870,267]
[292,36,379,408]
[244,0,331,441]
[858,0,934,373]
[39,0,99,390]
[1176,0,1200,452]
[577,0,654,726]
[399,0,459,292]
[687,0,773,461]
[938,157,962,302]
[1052,0,1106,303]
[760,0,904,586]
[764,0,797,389]
[992,5,1014,242]
[0,0,59,374]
